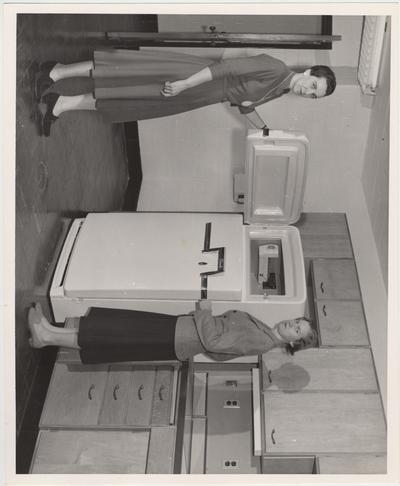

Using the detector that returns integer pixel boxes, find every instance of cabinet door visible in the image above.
[146,426,176,473]
[312,260,361,300]
[98,365,133,425]
[31,429,149,474]
[262,348,377,392]
[263,392,386,454]
[126,368,156,425]
[315,300,369,345]
[317,453,386,474]
[190,417,207,474]
[40,363,108,427]
[262,456,316,474]
[151,366,174,425]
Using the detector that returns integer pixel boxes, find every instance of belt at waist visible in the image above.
[174,315,204,360]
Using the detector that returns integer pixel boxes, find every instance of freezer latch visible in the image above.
[200,222,225,299]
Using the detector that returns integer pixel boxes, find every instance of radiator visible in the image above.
[357,16,387,95]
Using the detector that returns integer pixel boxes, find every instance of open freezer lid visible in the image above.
[244,130,309,225]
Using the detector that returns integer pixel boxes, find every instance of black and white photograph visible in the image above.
[2,2,399,483]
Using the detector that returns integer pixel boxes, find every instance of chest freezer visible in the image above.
[50,130,309,325]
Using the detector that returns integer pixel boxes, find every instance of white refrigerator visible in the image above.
[51,130,309,330]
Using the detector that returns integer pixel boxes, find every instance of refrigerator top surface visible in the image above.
[63,212,244,301]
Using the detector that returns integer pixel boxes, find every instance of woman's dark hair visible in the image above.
[284,317,318,356]
[310,65,336,96]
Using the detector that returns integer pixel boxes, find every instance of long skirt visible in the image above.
[92,49,226,122]
[78,307,179,364]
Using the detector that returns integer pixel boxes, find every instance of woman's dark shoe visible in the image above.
[34,61,57,101]
[41,93,59,137]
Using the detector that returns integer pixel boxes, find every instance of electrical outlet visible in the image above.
[224,399,240,408]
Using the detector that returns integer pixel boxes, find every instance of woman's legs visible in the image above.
[40,92,97,136]
[49,61,94,82]
[28,303,80,349]
[52,93,96,117]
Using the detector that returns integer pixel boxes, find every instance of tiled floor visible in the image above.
[15,13,155,472]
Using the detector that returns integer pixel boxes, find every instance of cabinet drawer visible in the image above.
[262,348,377,392]
[126,368,156,426]
[151,366,175,425]
[40,363,108,427]
[98,365,134,425]
[315,300,369,345]
[312,260,361,300]
[99,366,176,426]
[31,429,149,474]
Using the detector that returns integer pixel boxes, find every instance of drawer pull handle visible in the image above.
[320,282,325,293]
[159,385,166,401]
[113,384,120,400]
[322,304,327,316]
[271,428,276,445]
[138,385,144,400]
[88,384,95,400]
[268,370,272,383]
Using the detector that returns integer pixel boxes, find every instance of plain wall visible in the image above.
[361,18,390,290]
[137,87,372,214]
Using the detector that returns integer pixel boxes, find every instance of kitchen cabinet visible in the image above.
[315,300,369,346]
[262,348,377,392]
[32,427,177,475]
[40,363,108,427]
[151,366,175,425]
[99,365,138,425]
[190,417,207,474]
[146,426,176,473]
[125,368,156,425]
[41,363,176,428]
[312,259,361,300]
[295,213,353,259]
[263,391,386,454]
[310,259,369,346]
[30,429,150,474]
[262,456,317,474]
[32,354,186,474]
[317,454,386,474]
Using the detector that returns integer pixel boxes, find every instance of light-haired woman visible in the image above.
[28,301,317,363]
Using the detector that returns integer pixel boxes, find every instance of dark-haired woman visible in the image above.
[28,301,317,363]
[35,49,336,136]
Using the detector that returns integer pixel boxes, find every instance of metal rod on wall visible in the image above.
[101,32,342,48]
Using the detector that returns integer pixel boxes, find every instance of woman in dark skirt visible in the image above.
[35,49,336,136]
[28,302,317,363]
